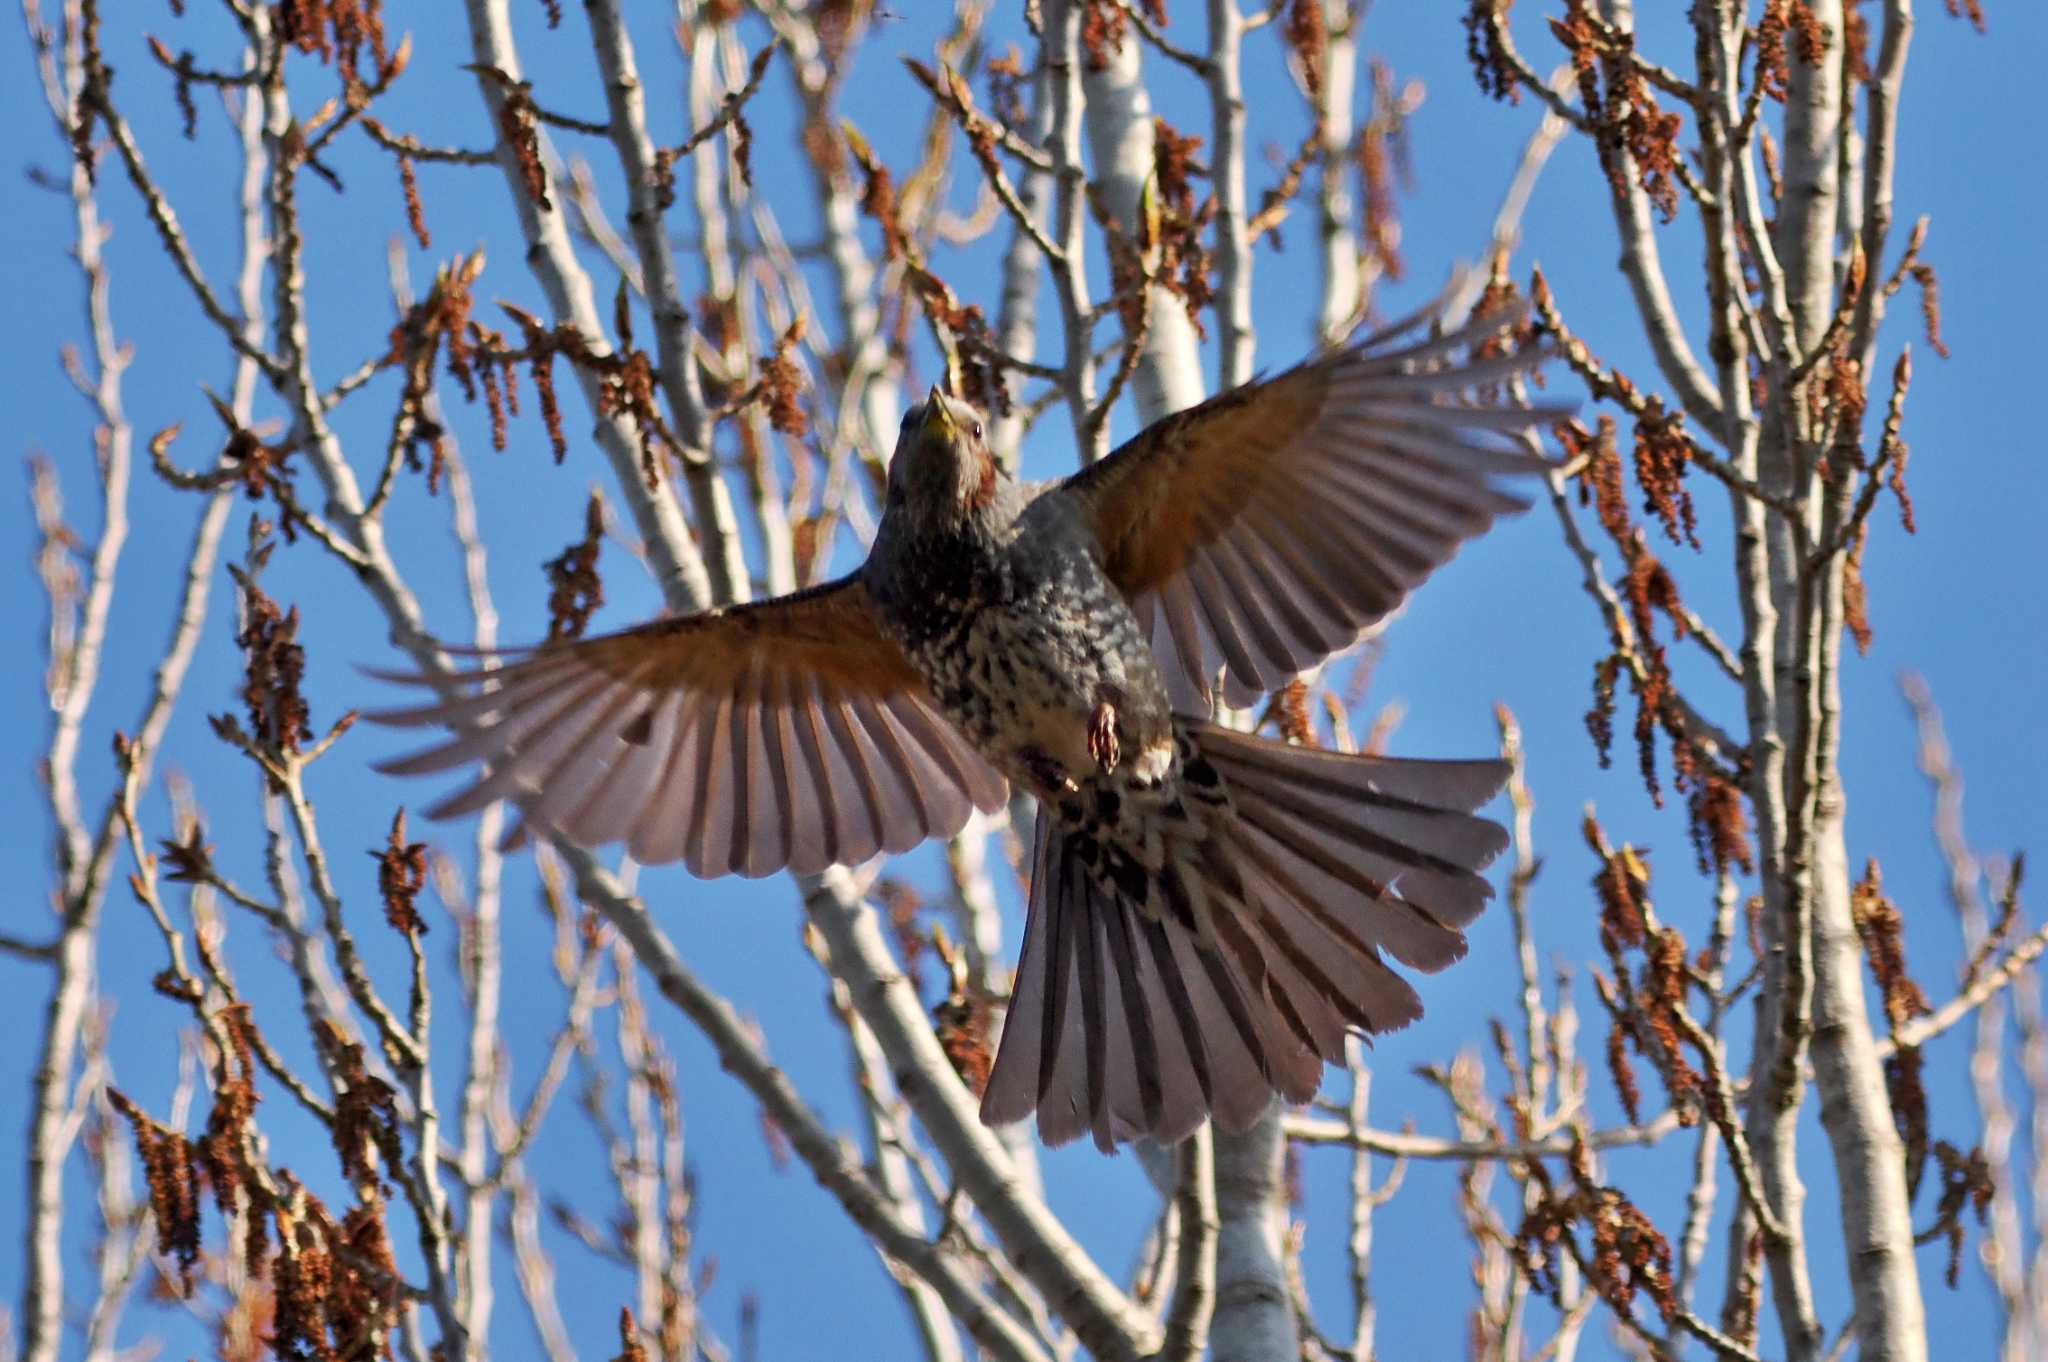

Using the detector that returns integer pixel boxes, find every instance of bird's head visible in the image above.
[886,387,1003,526]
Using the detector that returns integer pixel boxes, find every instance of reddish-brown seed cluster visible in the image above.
[1751,0,1831,110]
[320,1022,405,1190]
[264,1182,405,1360]
[1553,405,1745,872]
[371,809,430,938]
[1461,1,1520,105]
[233,568,313,765]
[107,1088,205,1292]
[383,254,502,489]
[1843,523,1875,655]
[1080,0,1168,71]
[1516,1138,1676,1324]
[1852,860,1931,1031]
[1852,860,1935,1190]
[1148,116,1218,333]
[847,124,909,264]
[1909,257,1951,360]
[1587,814,1649,956]
[1471,271,1540,369]
[759,317,812,439]
[611,1307,651,1362]
[1689,772,1755,879]
[494,77,553,213]
[1604,1020,1643,1125]
[1639,926,1703,1110]
[1274,678,1317,748]
[202,1006,263,1220]
[160,823,217,886]
[276,0,392,84]
[933,987,994,1097]
[198,400,305,533]
[1843,2,1874,84]
[1587,817,1652,1122]
[1597,875,1657,1118]
[106,1002,275,1300]
[1785,2,1832,68]
[1568,414,1628,539]
[1552,0,1684,222]
[1564,417,1682,800]
[499,301,680,486]
[1283,0,1329,102]
[1631,408,1699,550]
[543,492,607,642]
[1356,61,1414,284]
[1927,1141,1995,1288]
[395,152,429,248]
[1944,0,1988,32]
[945,294,1012,419]
[268,1194,339,1359]
[1585,817,1721,1131]
[913,272,1011,418]
[493,303,571,463]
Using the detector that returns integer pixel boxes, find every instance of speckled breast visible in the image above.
[874,522,1166,769]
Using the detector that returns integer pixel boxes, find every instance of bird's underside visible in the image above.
[369,298,1558,1148]
[990,723,1510,1148]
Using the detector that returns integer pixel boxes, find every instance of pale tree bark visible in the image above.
[987,53,1055,472]
[1793,9,1928,1357]
[1082,23,1206,420]
[1312,0,1360,346]
[1080,11,1296,1358]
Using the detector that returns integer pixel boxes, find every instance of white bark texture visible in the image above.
[1776,4,1927,1357]
[1081,20,1207,420]
[1079,14,1298,1360]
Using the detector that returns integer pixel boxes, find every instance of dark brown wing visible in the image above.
[1059,303,1556,709]
[368,577,1007,878]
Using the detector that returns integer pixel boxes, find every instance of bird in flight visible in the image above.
[371,301,1553,1150]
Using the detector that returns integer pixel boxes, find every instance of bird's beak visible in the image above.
[920,386,955,441]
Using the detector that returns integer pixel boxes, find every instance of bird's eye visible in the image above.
[972,421,984,441]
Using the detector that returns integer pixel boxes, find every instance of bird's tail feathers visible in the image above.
[980,721,1510,1149]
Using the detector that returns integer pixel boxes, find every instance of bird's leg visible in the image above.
[1088,696,1120,774]
[1015,744,1078,799]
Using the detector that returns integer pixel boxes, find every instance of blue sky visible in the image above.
[3,3,2043,1359]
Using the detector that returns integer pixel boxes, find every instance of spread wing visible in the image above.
[1059,303,1557,709]
[368,576,1008,878]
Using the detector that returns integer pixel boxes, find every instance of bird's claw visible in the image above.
[1018,745,1079,797]
[1088,700,1119,774]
